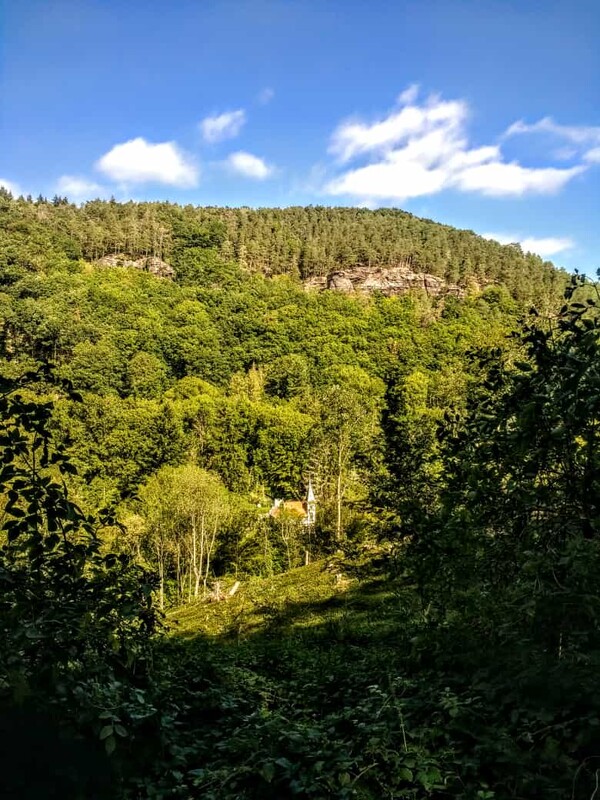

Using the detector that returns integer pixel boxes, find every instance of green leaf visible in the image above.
[99,725,113,740]
[339,772,351,786]
[8,507,25,518]
[261,762,275,783]
[58,462,78,475]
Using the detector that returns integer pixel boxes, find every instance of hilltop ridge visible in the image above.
[0,194,567,305]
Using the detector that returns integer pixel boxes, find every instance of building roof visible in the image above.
[269,499,307,519]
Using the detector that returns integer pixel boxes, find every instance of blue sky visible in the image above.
[1,0,599,273]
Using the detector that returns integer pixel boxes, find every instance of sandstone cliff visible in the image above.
[304,265,464,298]
[95,254,175,279]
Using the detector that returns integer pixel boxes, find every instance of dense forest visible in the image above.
[1,191,599,799]
[1,191,566,300]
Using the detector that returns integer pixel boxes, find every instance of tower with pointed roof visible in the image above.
[304,479,316,527]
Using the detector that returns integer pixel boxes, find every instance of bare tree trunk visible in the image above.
[201,514,208,597]
[336,441,343,541]
[156,543,165,611]
[263,521,271,576]
[280,520,293,570]
[193,514,203,598]
[203,515,219,597]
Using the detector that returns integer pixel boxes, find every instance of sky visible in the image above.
[1,0,599,273]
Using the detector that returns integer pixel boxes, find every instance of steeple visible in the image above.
[305,479,316,526]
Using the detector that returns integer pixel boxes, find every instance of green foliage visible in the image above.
[0,196,527,579]
[0,367,159,795]
[0,196,566,304]
[3,194,598,799]
[392,275,600,798]
[138,464,234,607]
[410,275,600,612]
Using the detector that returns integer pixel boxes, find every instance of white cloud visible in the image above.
[584,147,600,164]
[258,87,275,105]
[454,162,584,197]
[0,178,22,196]
[96,138,198,187]
[327,158,447,200]
[324,89,588,202]
[225,151,273,179]
[329,95,468,163]
[505,116,600,164]
[505,117,600,145]
[482,232,575,258]
[57,175,106,200]
[397,84,420,106]
[200,110,246,143]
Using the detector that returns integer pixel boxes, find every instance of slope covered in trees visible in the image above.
[3,192,599,798]
[0,191,526,594]
[0,192,566,303]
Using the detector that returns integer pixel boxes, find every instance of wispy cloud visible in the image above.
[325,88,587,202]
[0,178,22,196]
[505,117,600,164]
[225,151,274,179]
[57,175,106,200]
[481,232,575,258]
[454,163,584,196]
[585,147,600,164]
[257,87,275,105]
[200,109,246,143]
[96,138,198,187]
[397,84,420,106]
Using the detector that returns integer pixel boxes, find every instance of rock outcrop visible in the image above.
[95,254,175,279]
[328,273,355,292]
[305,265,464,298]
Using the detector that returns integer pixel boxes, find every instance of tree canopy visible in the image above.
[2,195,598,799]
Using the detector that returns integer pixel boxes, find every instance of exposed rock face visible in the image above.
[305,265,464,298]
[327,273,355,292]
[145,256,175,279]
[95,254,175,279]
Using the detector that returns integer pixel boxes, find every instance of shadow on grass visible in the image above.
[167,562,419,656]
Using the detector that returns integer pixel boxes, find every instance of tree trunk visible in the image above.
[176,543,181,603]
[336,441,343,541]
[203,516,219,597]
[193,514,203,599]
[156,546,165,612]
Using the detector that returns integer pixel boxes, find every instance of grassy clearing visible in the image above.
[166,555,405,643]
[157,559,457,800]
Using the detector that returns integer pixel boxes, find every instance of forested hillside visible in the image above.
[0,191,528,592]
[2,191,600,799]
[0,191,566,302]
